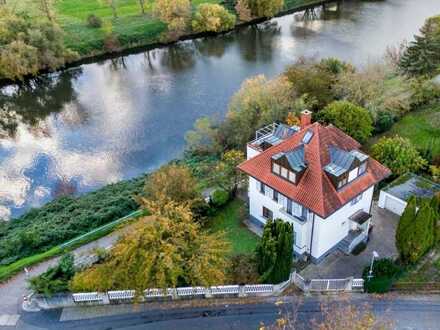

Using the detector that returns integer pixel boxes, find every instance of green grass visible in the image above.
[209,199,260,255]
[368,103,440,155]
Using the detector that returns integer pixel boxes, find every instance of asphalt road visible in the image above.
[9,295,440,330]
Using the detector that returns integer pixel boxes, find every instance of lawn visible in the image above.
[368,103,440,155]
[6,0,222,55]
[209,199,260,255]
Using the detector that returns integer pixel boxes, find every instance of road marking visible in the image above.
[0,314,20,326]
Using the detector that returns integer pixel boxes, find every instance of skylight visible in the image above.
[302,130,313,144]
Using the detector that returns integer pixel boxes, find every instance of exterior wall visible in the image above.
[311,186,374,262]
[378,191,407,215]
[248,177,311,256]
[246,144,261,160]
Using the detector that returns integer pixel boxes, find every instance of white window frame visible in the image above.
[281,167,288,179]
[348,167,359,183]
[288,171,296,183]
[272,163,280,175]
[359,162,367,175]
[350,193,363,205]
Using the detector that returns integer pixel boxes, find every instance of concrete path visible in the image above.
[0,230,124,317]
[300,204,399,279]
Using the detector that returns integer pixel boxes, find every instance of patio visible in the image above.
[300,203,399,279]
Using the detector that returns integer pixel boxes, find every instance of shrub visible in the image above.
[371,136,427,176]
[374,110,395,133]
[246,0,284,18]
[87,14,103,28]
[362,258,402,293]
[211,189,230,208]
[192,4,236,33]
[351,241,367,255]
[28,254,75,296]
[228,254,259,284]
[103,34,121,51]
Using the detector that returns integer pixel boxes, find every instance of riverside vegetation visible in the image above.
[0,0,318,81]
[2,14,440,292]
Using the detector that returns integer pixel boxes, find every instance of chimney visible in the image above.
[300,110,312,129]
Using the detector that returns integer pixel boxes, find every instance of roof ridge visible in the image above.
[312,124,327,215]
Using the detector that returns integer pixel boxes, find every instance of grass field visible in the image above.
[209,199,260,255]
[7,0,222,55]
[368,103,440,156]
[6,0,318,57]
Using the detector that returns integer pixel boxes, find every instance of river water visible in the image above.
[1,0,439,219]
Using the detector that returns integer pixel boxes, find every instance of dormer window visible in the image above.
[271,145,307,185]
[325,146,369,190]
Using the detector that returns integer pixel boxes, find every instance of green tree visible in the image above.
[407,202,435,264]
[185,116,221,155]
[0,8,77,80]
[371,136,427,176]
[222,75,295,149]
[213,150,246,196]
[400,15,440,76]
[70,201,230,292]
[256,219,293,284]
[192,4,236,33]
[285,60,337,111]
[396,196,417,262]
[319,100,373,143]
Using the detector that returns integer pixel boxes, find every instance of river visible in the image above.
[0,0,439,219]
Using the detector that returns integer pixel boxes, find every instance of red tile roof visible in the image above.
[238,123,391,218]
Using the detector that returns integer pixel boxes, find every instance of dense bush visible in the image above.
[374,110,395,133]
[211,189,230,208]
[319,100,373,143]
[192,4,236,33]
[87,14,103,28]
[228,254,259,284]
[362,258,402,293]
[371,136,427,176]
[28,254,75,296]
[0,8,77,80]
[0,176,144,266]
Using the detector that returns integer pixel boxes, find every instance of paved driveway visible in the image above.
[300,204,399,279]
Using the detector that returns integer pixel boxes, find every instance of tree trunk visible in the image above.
[139,0,145,15]
[109,0,118,19]
[40,0,54,22]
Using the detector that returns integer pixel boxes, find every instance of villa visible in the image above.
[238,110,391,263]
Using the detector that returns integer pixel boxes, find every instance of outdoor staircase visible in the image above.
[338,229,364,255]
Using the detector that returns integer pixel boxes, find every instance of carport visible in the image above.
[379,173,440,216]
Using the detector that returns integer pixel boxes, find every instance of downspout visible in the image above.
[309,213,316,261]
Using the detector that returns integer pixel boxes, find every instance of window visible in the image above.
[286,199,292,215]
[348,167,359,182]
[281,167,288,179]
[273,190,279,202]
[338,176,348,189]
[272,163,280,175]
[350,193,363,205]
[263,207,273,220]
[259,182,265,194]
[288,171,296,183]
[359,162,367,175]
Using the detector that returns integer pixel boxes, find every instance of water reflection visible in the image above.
[1,0,439,219]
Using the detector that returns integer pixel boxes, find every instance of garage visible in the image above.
[379,173,440,216]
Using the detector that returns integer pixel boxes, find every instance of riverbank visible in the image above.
[0,0,332,85]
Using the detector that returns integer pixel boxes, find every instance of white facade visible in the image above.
[378,191,407,215]
[248,175,374,262]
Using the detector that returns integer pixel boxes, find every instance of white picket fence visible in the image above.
[291,272,364,293]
